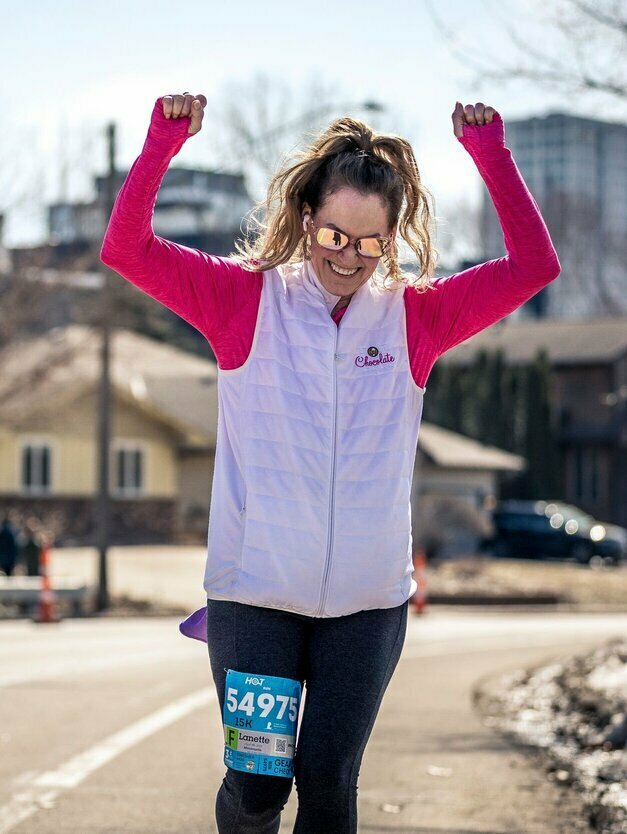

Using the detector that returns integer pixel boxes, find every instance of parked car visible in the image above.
[480,499,626,566]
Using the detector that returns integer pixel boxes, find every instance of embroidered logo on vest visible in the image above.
[355,346,396,368]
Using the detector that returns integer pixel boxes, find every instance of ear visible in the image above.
[384,226,398,258]
[302,203,312,231]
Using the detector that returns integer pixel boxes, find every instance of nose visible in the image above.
[336,242,361,265]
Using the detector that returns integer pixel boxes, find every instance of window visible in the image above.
[21,442,52,494]
[113,443,145,497]
[574,446,599,503]
[590,448,598,502]
[575,447,583,499]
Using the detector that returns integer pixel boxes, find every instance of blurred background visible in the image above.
[0,3,626,832]
[1,0,625,572]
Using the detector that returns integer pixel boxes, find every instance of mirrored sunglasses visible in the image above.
[313,225,389,259]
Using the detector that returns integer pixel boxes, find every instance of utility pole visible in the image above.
[96,122,116,611]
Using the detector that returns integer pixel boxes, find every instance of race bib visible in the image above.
[223,669,302,778]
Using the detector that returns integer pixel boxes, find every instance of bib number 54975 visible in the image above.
[226,687,298,722]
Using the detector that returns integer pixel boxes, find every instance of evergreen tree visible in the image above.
[469,348,509,449]
[424,362,464,433]
[466,350,489,440]
[524,349,561,498]
[421,349,562,501]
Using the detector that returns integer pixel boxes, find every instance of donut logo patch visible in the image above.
[355,345,396,368]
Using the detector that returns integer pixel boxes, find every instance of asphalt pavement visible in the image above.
[1,608,626,833]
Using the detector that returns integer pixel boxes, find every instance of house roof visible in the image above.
[0,325,218,444]
[138,376,217,442]
[418,422,524,471]
[0,325,524,471]
[438,316,627,366]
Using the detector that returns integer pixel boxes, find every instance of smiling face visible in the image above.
[303,187,394,298]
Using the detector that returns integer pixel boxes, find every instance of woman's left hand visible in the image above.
[452,101,498,138]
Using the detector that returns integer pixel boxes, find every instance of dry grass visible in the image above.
[427,556,627,607]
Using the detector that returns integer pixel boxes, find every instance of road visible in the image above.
[1,607,625,833]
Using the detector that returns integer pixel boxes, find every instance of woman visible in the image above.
[100,92,560,834]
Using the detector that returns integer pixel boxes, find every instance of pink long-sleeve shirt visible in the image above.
[100,99,561,389]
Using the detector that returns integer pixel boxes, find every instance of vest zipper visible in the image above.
[316,327,340,616]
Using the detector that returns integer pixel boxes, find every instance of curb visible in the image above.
[426,592,564,605]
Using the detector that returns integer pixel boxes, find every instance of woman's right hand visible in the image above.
[161,92,207,135]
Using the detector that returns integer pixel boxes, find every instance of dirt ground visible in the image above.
[426,555,627,608]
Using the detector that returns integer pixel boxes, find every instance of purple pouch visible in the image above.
[179,605,208,643]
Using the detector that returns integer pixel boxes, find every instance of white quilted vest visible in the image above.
[203,260,425,617]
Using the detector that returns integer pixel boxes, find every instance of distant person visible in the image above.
[101,92,561,834]
[19,520,43,577]
[0,515,18,577]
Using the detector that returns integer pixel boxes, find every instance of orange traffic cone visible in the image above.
[34,538,60,624]
[411,548,428,615]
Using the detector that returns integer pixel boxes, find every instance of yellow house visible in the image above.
[0,325,218,544]
[0,324,525,553]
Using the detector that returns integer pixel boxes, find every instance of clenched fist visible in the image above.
[161,92,207,135]
[452,101,499,138]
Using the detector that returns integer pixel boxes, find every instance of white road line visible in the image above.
[0,687,216,834]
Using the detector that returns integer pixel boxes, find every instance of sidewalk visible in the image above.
[348,638,599,834]
[50,545,208,613]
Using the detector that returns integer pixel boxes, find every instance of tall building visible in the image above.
[48,166,252,256]
[480,112,627,320]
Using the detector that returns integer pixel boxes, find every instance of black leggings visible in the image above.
[205,597,408,834]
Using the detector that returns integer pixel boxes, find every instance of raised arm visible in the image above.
[99,93,261,355]
[407,102,561,361]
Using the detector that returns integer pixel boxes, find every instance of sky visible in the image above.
[1,0,622,259]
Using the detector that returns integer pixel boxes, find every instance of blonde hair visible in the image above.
[233,117,439,291]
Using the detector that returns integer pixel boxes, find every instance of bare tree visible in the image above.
[0,248,101,348]
[435,195,484,267]
[424,0,627,108]
[543,189,627,312]
[0,116,107,350]
[423,0,627,311]
[210,72,387,200]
